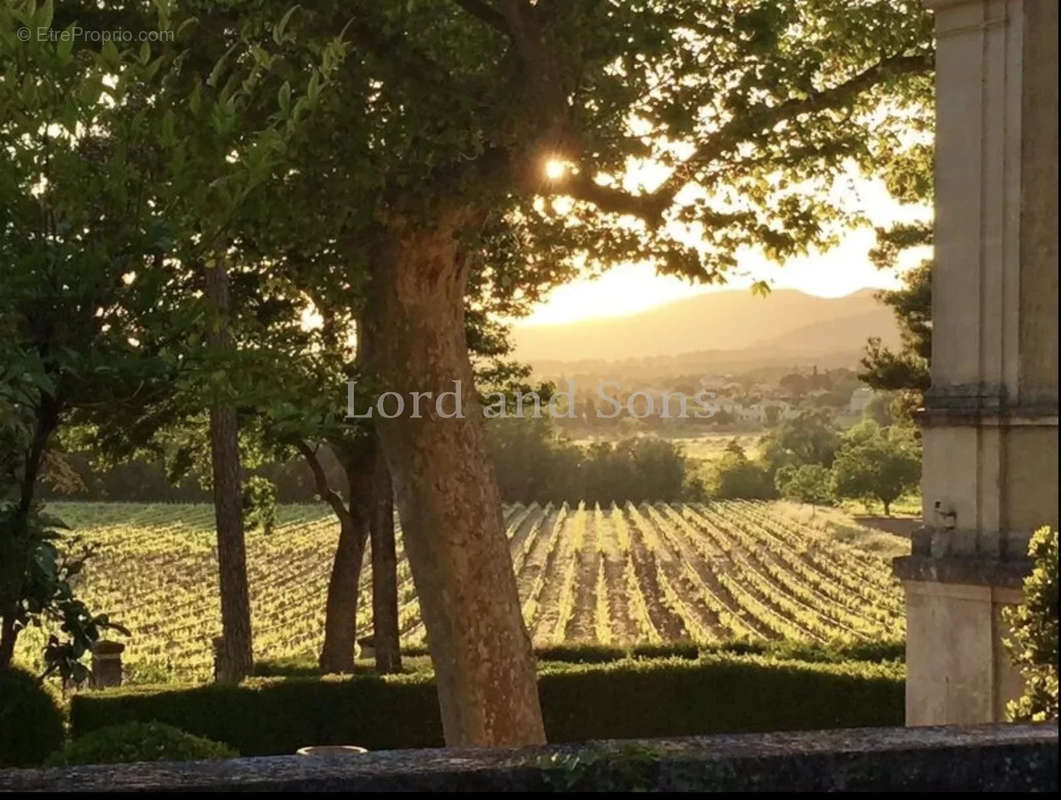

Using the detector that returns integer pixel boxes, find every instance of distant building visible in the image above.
[731,400,797,424]
[849,387,875,415]
[698,374,730,391]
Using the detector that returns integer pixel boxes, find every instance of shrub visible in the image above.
[581,437,690,505]
[70,655,904,755]
[629,641,699,660]
[535,644,626,664]
[758,411,841,475]
[242,476,277,535]
[753,638,905,664]
[258,642,717,675]
[0,668,65,767]
[775,464,834,506]
[698,638,905,664]
[487,418,698,504]
[537,642,698,663]
[1004,526,1059,721]
[538,656,903,743]
[45,721,237,766]
[830,424,919,515]
[709,442,774,499]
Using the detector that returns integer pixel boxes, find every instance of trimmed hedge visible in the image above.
[254,639,903,677]
[45,721,237,766]
[70,655,904,755]
[0,668,65,768]
[703,638,906,664]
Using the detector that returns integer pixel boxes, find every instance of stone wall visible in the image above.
[1,724,1056,792]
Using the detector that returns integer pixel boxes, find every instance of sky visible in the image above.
[518,177,931,327]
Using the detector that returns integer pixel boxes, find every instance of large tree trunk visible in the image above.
[370,444,402,674]
[205,262,253,683]
[361,212,544,747]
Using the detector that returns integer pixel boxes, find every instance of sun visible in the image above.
[544,158,568,180]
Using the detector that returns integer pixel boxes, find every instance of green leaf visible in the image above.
[56,25,75,64]
[274,5,300,45]
[101,39,121,71]
[21,73,38,109]
[160,109,176,145]
[35,0,54,31]
[207,42,238,88]
[175,17,200,40]
[145,54,165,81]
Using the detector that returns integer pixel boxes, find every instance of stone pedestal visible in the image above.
[357,636,376,661]
[896,0,1058,725]
[91,640,126,689]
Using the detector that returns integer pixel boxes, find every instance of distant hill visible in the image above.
[512,288,900,374]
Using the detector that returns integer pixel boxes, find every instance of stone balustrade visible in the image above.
[1,723,1055,792]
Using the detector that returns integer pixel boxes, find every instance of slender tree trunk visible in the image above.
[361,212,545,747]
[298,441,370,673]
[0,540,24,669]
[370,443,402,674]
[0,616,16,668]
[0,396,60,669]
[205,261,253,683]
[318,513,368,672]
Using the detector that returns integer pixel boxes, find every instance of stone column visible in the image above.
[894,0,1058,725]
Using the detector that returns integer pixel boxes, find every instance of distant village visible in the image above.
[547,366,881,431]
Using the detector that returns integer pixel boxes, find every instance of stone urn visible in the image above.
[296,746,368,757]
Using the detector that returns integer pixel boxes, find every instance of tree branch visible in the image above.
[295,439,351,525]
[451,0,508,34]
[497,0,569,136]
[541,52,933,226]
[340,9,456,95]
[655,52,934,201]
[561,173,671,222]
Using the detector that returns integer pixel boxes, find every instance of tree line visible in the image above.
[708,412,920,515]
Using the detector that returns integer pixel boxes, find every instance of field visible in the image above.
[16,501,909,683]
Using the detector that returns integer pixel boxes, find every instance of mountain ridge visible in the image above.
[512,288,900,367]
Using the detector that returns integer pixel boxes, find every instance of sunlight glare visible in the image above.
[544,158,568,180]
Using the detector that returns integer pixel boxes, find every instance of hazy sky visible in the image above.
[519,177,930,327]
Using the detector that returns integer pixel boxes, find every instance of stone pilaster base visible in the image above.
[895,555,1029,725]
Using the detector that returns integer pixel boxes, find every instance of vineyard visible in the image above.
[16,501,909,683]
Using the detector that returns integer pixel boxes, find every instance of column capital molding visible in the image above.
[918,384,1059,427]
[923,0,1006,9]
[923,0,1012,39]
[894,554,1032,588]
